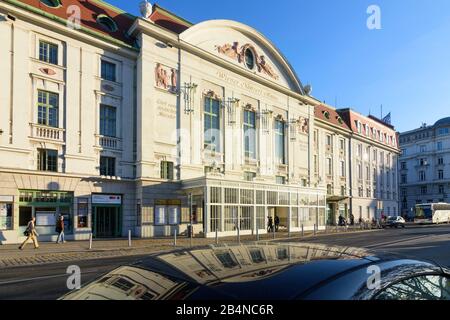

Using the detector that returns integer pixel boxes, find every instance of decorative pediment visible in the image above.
[203,89,222,101]
[215,42,279,81]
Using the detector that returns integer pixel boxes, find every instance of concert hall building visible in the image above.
[0,0,397,244]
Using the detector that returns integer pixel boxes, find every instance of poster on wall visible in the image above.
[0,204,7,217]
[36,211,56,226]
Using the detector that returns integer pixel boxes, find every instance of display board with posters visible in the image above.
[36,211,57,226]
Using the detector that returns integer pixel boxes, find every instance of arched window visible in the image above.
[97,15,118,32]
[40,0,61,8]
[244,48,255,70]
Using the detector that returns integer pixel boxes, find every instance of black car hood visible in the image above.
[61,242,437,300]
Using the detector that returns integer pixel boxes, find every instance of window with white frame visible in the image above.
[204,97,221,153]
[101,59,117,82]
[275,119,286,164]
[100,104,117,137]
[243,110,256,159]
[39,40,58,65]
[37,90,59,128]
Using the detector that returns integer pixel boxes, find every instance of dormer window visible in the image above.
[97,15,118,33]
[336,116,343,124]
[323,111,330,119]
[40,0,62,8]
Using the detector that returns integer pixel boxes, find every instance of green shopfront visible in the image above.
[92,194,123,238]
[18,190,74,241]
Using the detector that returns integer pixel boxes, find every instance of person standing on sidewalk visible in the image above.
[19,217,39,250]
[56,215,66,244]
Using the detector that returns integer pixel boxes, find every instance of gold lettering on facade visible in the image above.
[215,71,279,102]
[156,99,177,119]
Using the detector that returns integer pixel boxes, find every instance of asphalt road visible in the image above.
[1,224,449,300]
[0,254,150,300]
[288,224,450,267]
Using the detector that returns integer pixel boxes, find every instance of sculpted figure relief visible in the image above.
[299,117,309,134]
[155,63,178,93]
[215,42,279,81]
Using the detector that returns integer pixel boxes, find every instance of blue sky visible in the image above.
[108,0,450,132]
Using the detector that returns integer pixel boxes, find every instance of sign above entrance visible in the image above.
[0,196,14,202]
[92,195,122,205]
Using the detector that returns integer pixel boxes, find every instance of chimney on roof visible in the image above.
[139,1,153,20]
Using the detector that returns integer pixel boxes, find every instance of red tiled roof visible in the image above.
[314,105,351,131]
[8,0,136,46]
[149,4,192,34]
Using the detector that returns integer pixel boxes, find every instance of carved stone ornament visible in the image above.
[39,67,56,76]
[203,89,222,101]
[155,63,178,93]
[215,42,280,80]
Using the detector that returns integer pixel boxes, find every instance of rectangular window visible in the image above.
[37,149,58,172]
[437,142,443,151]
[401,162,407,170]
[204,97,221,153]
[37,90,59,127]
[421,186,427,195]
[401,174,407,184]
[39,40,58,65]
[101,60,116,82]
[439,185,445,194]
[326,158,333,175]
[276,176,286,185]
[326,135,332,146]
[438,170,444,180]
[244,171,256,182]
[419,171,426,181]
[340,139,345,150]
[100,105,117,137]
[100,156,116,176]
[275,120,286,164]
[161,161,174,180]
[243,110,256,159]
[340,161,345,177]
[438,158,444,165]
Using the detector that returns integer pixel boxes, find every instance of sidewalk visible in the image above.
[0,226,380,268]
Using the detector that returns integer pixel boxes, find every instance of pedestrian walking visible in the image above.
[274,215,280,232]
[350,213,355,226]
[267,216,274,233]
[19,217,39,250]
[56,215,66,244]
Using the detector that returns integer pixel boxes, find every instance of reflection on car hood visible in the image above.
[60,242,433,301]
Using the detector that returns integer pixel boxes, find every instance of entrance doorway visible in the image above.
[93,207,121,238]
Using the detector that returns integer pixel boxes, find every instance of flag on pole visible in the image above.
[382,112,391,125]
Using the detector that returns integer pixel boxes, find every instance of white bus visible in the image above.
[414,203,450,224]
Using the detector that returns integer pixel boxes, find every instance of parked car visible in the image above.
[383,216,406,229]
[60,243,450,301]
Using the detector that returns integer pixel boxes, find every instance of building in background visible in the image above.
[314,105,400,224]
[399,117,450,219]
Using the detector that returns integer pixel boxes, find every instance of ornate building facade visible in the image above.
[0,0,397,244]
[399,118,450,218]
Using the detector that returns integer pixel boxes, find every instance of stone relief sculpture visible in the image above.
[155,63,178,93]
[215,42,280,81]
[299,117,309,134]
